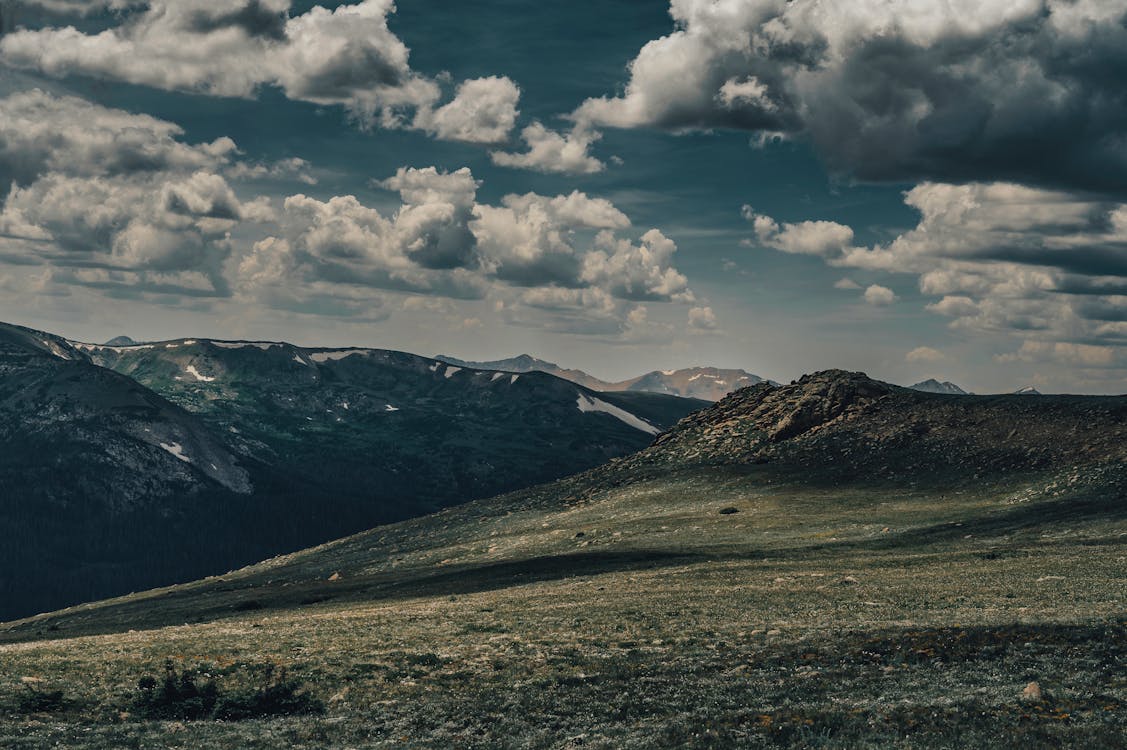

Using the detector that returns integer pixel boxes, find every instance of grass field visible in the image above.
[1,466,1123,748]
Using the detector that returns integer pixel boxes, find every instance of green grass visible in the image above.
[1,467,1123,748]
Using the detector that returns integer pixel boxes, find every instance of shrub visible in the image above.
[132,661,218,720]
[130,660,323,722]
[15,679,65,714]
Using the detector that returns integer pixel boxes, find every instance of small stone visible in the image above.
[841,575,859,585]
[719,507,740,515]
[1021,681,1043,703]
[328,571,342,582]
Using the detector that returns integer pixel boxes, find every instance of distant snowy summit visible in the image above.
[910,379,1045,395]
[909,379,970,395]
[437,354,772,401]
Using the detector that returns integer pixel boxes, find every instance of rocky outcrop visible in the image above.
[645,369,1127,484]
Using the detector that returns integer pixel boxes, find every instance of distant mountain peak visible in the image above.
[435,353,559,372]
[103,335,136,346]
[910,378,969,395]
[435,354,772,401]
[1013,385,1042,395]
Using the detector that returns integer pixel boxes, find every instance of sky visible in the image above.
[0,0,1125,394]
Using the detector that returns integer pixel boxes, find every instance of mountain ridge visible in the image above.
[0,322,707,621]
[436,353,772,400]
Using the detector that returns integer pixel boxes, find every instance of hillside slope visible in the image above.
[1,370,1122,748]
[0,324,257,620]
[7,368,1122,632]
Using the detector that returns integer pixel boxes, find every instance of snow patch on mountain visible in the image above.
[576,393,660,435]
[210,341,280,350]
[311,350,370,363]
[159,442,191,464]
[444,366,462,378]
[185,365,216,382]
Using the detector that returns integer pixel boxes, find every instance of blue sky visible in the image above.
[1,1,1125,393]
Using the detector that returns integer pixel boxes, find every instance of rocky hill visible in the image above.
[634,370,1125,484]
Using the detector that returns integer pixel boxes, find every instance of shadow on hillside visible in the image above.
[819,490,1126,555]
[0,550,715,643]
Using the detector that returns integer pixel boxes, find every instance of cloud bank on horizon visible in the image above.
[0,0,1124,391]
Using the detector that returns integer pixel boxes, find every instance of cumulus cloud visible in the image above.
[0,91,294,297]
[743,205,855,258]
[688,305,719,331]
[226,156,317,185]
[490,123,605,175]
[581,229,692,302]
[863,284,897,306]
[381,166,479,269]
[575,0,1127,193]
[414,76,520,144]
[0,169,267,295]
[0,1,519,139]
[834,278,861,290]
[906,346,945,363]
[238,169,695,326]
[0,89,235,186]
[749,180,1127,369]
[471,191,629,287]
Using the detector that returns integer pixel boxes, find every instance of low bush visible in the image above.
[130,660,323,721]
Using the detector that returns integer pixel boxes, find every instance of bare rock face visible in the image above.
[764,371,891,443]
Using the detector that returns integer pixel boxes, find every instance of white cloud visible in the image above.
[238,170,695,325]
[834,278,860,290]
[863,284,897,306]
[0,169,262,295]
[471,191,629,287]
[581,229,692,302]
[743,205,854,258]
[415,76,520,144]
[996,340,1118,367]
[574,0,1127,192]
[0,89,235,186]
[906,346,945,363]
[490,123,605,175]
[752,179,1127,378]
[688,305,719,331]
[0,1,519,139]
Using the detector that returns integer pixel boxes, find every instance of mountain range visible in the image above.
[0,321,705,620]
[436,353,774,401]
